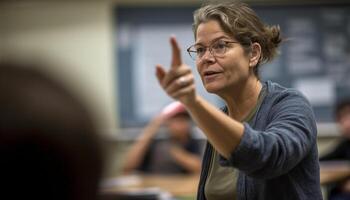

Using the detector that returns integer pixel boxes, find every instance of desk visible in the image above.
[101,174,199,197]
[102,164,350,199]
[319,161,350,199]
[320,161,350,185]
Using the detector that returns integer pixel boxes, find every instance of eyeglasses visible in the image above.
[186,40,239,60]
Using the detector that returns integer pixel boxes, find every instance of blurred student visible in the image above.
[320,98,350,200]
[0,61,104,200]
[122,102,202,174]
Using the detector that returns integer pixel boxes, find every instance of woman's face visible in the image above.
[195,20,253,95]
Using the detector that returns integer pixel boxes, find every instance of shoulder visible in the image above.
[265,80,312,108]
[260,81,316,126]
[266,81,306,99]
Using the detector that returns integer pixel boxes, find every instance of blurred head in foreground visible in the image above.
[335,98,350,139]
[0,61,104,200]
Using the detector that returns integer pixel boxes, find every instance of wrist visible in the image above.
[183,95,202,110]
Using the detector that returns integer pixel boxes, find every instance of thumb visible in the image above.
[155,64,166,86]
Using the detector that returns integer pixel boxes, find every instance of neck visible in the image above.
[221,77,262,121]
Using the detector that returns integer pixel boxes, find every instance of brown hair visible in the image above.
[192,0,282,78]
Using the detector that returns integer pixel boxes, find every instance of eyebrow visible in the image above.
[194,36,231,46]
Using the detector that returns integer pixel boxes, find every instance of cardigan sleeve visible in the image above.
[219,90,318,179]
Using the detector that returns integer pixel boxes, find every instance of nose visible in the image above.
[201,48,215,62]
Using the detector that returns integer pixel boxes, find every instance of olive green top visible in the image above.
[204,86,267,200]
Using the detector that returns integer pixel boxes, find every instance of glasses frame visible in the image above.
[186,40,239,61]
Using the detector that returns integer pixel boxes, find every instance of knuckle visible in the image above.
[190,85,195,91]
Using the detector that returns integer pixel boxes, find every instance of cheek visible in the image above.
[196,60,202,71]
[218,59,240,75]
[225,58,250,76]
[196,62,205,80]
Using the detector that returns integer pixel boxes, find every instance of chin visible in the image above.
[204,83,221,94]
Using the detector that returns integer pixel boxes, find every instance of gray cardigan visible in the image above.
[197,81,322,200]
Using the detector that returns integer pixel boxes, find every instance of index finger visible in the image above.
[170,36,183,68]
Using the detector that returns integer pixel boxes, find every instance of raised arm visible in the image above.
[155,37,244,159]
[121,115,164,174]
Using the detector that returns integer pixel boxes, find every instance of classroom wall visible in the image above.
[0,0,117,134]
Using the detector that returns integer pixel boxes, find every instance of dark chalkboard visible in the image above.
[115,4,350,127]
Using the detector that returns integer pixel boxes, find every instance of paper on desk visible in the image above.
[101,175,174,200]
[116,187,172,200]
[101,175,142,188]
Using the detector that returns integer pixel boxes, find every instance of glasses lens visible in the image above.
[211,41,226,56]
[189,52,197,60]
[187,46,198,60]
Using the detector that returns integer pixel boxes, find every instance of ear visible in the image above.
[249,42,262,68]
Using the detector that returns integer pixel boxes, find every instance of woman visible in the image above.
[155,1,322,200]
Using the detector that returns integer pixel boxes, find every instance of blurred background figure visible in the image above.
[320,98,350,200]
[0,61,104,200]
[122,102,202,175]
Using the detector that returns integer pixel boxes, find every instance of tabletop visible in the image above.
[101,174,200,198]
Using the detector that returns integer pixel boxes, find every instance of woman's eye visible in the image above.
[213,42,226,50]
[196,47,205,53]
